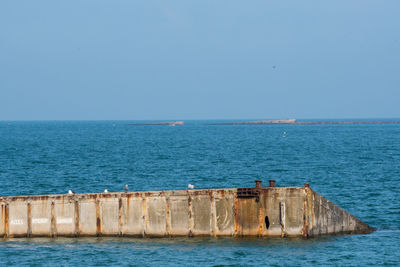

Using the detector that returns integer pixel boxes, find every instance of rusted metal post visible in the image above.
[4,203,9,238]
[269,180,276,187]
[257,205,264,237]
[50,200,56,237]
[118,197,123,237]
[74,200,80,237]
[233,197,240,237]
[165,197,171,236]
[187,194,194,237]
[27,201,32,237]
[255,180,262,188]
[96,199,101,236]
[209,191,216,237]
[141,195,147,237]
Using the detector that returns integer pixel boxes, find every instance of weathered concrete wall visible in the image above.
[0,184,374,238]
[305,189,373,236]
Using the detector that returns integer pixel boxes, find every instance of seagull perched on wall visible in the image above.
[124,184,129,192]
[104,189,108,193]
[68,190,74,195]
[188,184,195,189]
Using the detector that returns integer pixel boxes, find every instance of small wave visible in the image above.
[270,169,288,172]
[374,228,400,232]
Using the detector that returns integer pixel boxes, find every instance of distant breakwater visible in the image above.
[126,119,400,126]
[209,119,400,125]
[128,121,184,126]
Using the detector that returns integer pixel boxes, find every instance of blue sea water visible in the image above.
[0,120,399,266]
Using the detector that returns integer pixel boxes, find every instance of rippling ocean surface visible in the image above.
[0,120,399,266]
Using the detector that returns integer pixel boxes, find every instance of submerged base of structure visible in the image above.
[0,181,374,238]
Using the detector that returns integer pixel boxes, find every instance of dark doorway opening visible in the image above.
[265,216,270,229]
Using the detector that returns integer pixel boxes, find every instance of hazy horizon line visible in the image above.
[1,117,400,122]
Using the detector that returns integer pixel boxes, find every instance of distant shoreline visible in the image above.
[125,119,400,126]
[210,119,400,125]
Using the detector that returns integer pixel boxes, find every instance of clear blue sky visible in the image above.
[1,0,399,120]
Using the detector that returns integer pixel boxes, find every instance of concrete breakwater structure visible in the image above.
[0,181,374,238]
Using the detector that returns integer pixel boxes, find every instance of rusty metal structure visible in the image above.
[0,181,374,238]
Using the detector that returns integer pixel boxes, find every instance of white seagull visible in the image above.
[68,190,74,195]
[104,189,109,193]
[124,184,129,192]
[188,184,195,189]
